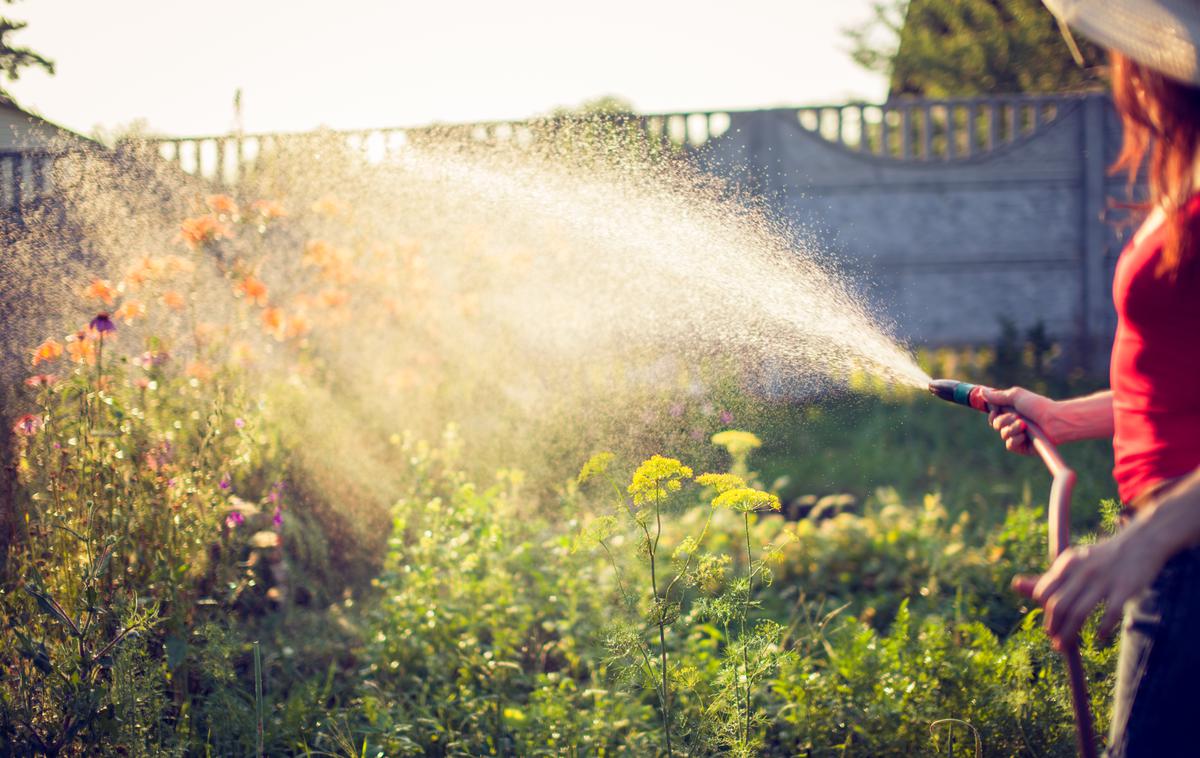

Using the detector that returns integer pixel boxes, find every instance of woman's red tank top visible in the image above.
[1111,198,1200,504]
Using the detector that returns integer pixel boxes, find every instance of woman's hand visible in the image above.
[1012,524,1169,648]
[980,386,1059,455]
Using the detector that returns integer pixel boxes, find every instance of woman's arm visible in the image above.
[980,387,1114,454]
[1014,467,1200,648]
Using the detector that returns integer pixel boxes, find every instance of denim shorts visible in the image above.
[1105,543,1200,757]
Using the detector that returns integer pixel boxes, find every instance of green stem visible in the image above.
[649,486,671,758]
[741,511,753,748]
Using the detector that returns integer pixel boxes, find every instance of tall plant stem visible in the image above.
[650,485,672,758]
[741,511,753,748]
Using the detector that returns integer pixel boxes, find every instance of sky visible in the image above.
[6,1,890,139]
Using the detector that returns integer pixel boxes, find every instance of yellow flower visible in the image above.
[711,487,780,513]
[694,473,745,494]
[710,430,762,458]
[577,451,615,485]
[627,455,692,505]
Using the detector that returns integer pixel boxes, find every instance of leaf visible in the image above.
[23,585,79,636]
[91,543,115,580]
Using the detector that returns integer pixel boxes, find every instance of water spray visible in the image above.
[928,379,1096,758]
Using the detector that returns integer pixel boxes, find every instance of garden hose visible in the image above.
[928,379,1097,758]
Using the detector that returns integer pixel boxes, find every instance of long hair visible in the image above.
[1110,51,1200,278]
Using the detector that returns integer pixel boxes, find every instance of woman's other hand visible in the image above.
[981,386,1059,455]
[1012,523,1169,648]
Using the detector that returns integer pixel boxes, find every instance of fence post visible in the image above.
[1079,93,1110,372]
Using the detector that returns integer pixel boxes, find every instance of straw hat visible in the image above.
[1043,0,1200,85]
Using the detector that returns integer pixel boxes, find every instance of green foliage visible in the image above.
[0,1,53,96]
[846,0,1107,96]
[1,288,1121,756]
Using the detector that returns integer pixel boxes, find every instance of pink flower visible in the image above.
[24,374,58,387]
[234,417,245,429]
[12,413,43,436]
[225,511,245,529]
[139,350,170,369]
[719,410,734,425]
[273,505,283,529]
[219,473,232,490]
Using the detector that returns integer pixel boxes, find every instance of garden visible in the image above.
[0,128,1124,757]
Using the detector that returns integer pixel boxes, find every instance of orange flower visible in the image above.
[84,279,117,305]
[317,287,348,308]
[164,255,196,275]
[235,275,269,305]
[113,299,146,324]
[230,340,256,365]
[123,257,164,289]
[261,307,285,340]
[185,361,214,381]
[31,338,63,366]
[161,290,186,310]
[193,321,219,345]
[250,199,287,220]
[311,194,347,217]
[302,239,335,268]
[66,331,96,365]
[285,313,311,339]
[178,215,230,248]
[206,194,238,216]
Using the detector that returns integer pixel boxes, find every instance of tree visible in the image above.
[845,0,1106,98]
[0,0,53,99]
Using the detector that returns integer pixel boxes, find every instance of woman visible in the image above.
[986,1,1200,754]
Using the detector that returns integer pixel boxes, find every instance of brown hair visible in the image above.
[1110,51,1200,277]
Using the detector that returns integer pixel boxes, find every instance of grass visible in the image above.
[757,390,1117,533]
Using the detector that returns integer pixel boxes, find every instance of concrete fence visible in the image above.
[3,93,1131,370]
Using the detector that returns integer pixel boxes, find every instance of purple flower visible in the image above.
[234,417,246,429]
[273,505,283,529]
[89,313,116,334]
[225,511,245,529]
[219,473,232,490]
[719,410,734,425]
[268,480,285,504]
[669,403,685,418]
